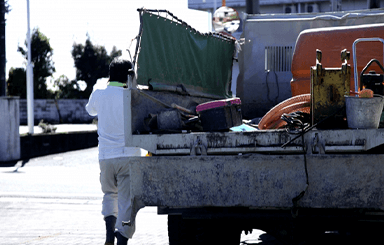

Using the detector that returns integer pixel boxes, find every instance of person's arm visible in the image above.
[85,90,99,116]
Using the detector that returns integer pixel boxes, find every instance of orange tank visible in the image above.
[291,23,384,96]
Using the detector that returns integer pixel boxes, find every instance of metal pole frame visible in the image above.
[352,37,384,96]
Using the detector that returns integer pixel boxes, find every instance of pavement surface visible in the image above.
[1,197,170,245]
[1,125,267,245]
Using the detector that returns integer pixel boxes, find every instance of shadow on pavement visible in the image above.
[241,230,384,245]
[241,233,283,245]
[0,159,30,172]
[0,159,19,167]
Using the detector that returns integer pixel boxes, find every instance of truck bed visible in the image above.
[123,89,384,227]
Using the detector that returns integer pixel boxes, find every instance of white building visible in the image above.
[188,0,383,14]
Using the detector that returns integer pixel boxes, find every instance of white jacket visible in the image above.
[85,85,144,160]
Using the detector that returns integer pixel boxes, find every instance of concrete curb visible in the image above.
[20,130,98,160]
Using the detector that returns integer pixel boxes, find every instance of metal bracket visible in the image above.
[311,133,325,154]
[122,221,132,226]
[190,137,207,156]
[316,49,323,78]
[352,38,384,96]
[341,49,350,76]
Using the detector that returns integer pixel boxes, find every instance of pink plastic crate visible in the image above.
[196,98,241,112]
[196,98,242,131]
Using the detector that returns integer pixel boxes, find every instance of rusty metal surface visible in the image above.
[128,153,384,211]
[310,50,350,127]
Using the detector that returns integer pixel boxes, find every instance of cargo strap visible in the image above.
[282,107,345,217]
[282,112,310,218]
[281,106,345,148]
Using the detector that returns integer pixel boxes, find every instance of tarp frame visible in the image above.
[133,8,236,99]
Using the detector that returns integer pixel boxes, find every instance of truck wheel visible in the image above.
[265,223,323,245]
[168,215,241,245]
[168,215,197,245]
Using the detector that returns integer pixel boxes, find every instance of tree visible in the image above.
[72,37,121,98]
[17,28,55,99]
[7,67,26,98]
[53,75,81,99]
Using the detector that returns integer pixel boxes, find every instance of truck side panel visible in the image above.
[129,154,384,210]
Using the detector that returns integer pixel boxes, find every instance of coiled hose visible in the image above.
[258,94,311,130]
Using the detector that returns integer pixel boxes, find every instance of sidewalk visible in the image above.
[19,124,98,135]
[1,197,169,245]
[0,196,263,245]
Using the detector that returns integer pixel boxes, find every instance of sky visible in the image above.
[5,0,210,88]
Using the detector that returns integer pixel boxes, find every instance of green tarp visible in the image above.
[136,11,235,99]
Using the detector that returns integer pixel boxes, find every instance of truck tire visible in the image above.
[168,215,194,245]
[168,215,241,245]
[264,222,324,245]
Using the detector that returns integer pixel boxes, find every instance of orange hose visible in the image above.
[267,106,311,129]
[258,94,311,130]
[262,102,305,129]
[263,102,310,129]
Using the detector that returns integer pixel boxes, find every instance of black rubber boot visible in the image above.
[105,216,117,245]
[116,231,128,245]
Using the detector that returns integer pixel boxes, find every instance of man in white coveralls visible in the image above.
[86,58,146,245]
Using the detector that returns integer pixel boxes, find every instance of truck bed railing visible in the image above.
[124,89,384,155]
[352,37,384,95]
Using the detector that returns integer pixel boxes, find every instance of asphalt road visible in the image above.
[0,147,272,245]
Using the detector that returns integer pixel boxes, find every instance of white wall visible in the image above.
[19,99,94,125]
[0,97,20,162]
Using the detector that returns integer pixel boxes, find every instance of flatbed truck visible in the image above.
[121,8,384,245]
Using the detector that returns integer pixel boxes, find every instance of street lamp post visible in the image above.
[26,0,34,134]
[0,0,6,97]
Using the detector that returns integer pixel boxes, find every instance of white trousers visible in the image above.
[99,157,135,239]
